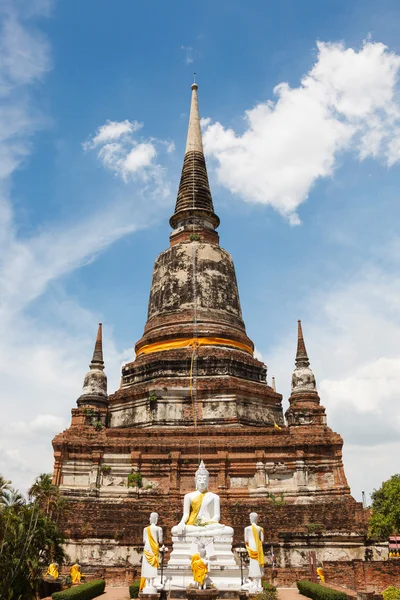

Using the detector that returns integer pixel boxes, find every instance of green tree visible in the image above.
[369,474,400,539]
[0,473,66,600]
[29,473,66,521]
[1,488,25,508]
[0,474,12,504]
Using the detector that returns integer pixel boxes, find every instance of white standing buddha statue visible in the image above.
[172,461,233,537]
[141,512,163,594]
[243,512,264,591]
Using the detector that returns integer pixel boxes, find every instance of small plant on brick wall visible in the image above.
[190,233,201,242]
[94,420,103,431]
[101,465,112,476]
[266,491,286,506]
[306,522,325,534]
[114,528,126,541]
[148,392,158,412]
[82,407,95,417]
[127,471,143,489]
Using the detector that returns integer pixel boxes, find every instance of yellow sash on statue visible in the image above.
[246,524,264,565]
[191,554,208,586]
[46,564,59,579]
[140,577,146,591]
[70,564,81,584]
[187,492,206,525]
[144,526,160,568]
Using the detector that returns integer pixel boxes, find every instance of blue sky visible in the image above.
[2,0,400,501]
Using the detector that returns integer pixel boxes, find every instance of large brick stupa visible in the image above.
[52,83,368,576]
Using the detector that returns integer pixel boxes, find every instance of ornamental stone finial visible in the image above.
[296,320,309,368]
[185,81,203,153]
[169,82,220,233]
[291,320,316,393]
[77,323,108,408]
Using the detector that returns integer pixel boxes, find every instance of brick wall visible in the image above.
[61,497,365,546]
[58,560,400,591]
[324,560,400,592]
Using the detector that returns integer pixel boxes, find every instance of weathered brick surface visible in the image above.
[323,560,400,592]
[60,496,365,546]
[58,561,400,591]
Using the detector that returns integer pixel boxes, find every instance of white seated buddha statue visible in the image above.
[172,461,233,538]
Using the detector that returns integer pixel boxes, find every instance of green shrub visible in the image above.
[129,581,141,598]
[383,587,400,600]
[256,582,278,600]
[297,580,347,600]
[254,584,278,600]
[52,579,105,600]
[128,471,143,488]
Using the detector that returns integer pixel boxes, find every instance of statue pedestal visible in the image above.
[168,534,237,569]
[139,593,160,600]
[186,587,219,600]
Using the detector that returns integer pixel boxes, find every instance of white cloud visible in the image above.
[83,119,143,149]
[111,141,156,173]
[84,119,174,192]
[266,248,400,501]
[181,45,194,65]
[8,414,66,436]
[203,40,400,224]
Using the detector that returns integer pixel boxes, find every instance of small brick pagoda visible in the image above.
[52,83,370,577]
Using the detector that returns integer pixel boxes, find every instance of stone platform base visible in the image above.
[156,568,242,594]
[168,535,237,569]
[186,588,219,600]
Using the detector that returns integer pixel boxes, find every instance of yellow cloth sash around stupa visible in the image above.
[143,526,160,568]
[70,564,81,584]
[46,564,59,579]
[136,337,253,357]
[140,577,146,591]
[191,553,208,586]
[246,524,265,565]
[186,492,206,525]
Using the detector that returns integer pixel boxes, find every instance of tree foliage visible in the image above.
[369,474,400,539]
[0,472,66,600]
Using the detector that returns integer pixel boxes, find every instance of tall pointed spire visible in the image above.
[77,324,108,408]
[169,82,220,234]
[286,320,326,426]
[292,320,316,394]
[185,82,203,154]
[296,320,310,368]
[91,323,104,366]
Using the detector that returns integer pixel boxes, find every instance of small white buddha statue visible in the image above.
[242,512,264,591]
[141,512,163,593]
[172,461,233,538]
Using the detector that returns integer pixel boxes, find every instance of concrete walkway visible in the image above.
[98,586,300,600]
[42,585,301,600]
[278,588,301,600]
[101,588,130,599]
